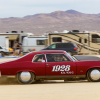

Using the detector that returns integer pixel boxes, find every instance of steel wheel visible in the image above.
[17,71,35,84]
[87,69,100,82]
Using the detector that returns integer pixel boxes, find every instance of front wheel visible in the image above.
[17,71,35,84]
[87,68,100,82]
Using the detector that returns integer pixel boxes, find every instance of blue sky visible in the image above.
[0,0,100,18]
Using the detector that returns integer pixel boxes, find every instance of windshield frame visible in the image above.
[66,52,76,61]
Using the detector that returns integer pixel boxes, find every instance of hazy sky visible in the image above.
[0,0,100,18]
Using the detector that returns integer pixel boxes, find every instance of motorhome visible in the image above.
[22,36,48,53]
[48,30,100,55]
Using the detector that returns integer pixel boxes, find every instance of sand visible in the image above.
[0,58,100,100]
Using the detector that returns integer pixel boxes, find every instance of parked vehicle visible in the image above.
[22,36,48,53]
[0,45,9,56]
[0,36,9,48]
[42,42,78,55]
[48,31,100,55]
[0,50,100,84]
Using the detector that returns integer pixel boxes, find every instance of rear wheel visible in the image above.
[87,68,100,82]
[17,71,35,84]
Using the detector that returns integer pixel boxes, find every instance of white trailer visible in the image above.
[22,36,48,53]
[0,36,9,56]
[0,36,9,48]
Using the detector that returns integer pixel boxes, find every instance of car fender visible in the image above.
[86,66,100,74]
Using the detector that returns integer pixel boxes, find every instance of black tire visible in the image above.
[87,68,100,82]
[17,71,35,84]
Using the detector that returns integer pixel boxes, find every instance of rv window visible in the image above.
[92,34,100,43]
[52,37,62,42]
[92,34,100,38]
[84,39,87,43]
[37,40,45,45]
[79,38,81,43]
[92,38,100,43]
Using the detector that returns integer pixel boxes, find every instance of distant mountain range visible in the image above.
[0,10,100,34]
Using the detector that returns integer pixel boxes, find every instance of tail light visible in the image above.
[33,49,36,51]
[73,47,77,50]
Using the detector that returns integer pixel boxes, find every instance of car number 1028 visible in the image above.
[52,65,71,72]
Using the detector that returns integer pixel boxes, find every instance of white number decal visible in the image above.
[52,65,71,72]
[60,65,65,71]
[65,65,70,71]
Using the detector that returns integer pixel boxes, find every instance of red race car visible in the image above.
[0,50,100,84]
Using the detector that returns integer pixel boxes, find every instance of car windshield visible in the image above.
[66,52,76,61]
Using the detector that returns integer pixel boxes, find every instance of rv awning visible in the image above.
[0,34,18,40]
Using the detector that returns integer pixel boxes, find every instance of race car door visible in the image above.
[32,54,46,76]
[45,53,76,76]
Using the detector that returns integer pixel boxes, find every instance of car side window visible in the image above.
[33,54,45,62]
[46,54,71,62]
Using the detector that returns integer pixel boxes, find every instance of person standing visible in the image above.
[16,43,20,55]
[13,44,15,56]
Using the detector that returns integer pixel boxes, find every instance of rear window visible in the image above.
[56,43,75,48]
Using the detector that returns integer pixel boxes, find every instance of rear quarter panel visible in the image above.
[75,61,100,75]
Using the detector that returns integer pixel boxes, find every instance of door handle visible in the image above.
[46,64,51,65]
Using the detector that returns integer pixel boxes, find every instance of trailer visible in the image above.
[22,36,48,53]
[0,36,9,56]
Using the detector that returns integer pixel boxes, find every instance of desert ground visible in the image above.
[0,58,100,100]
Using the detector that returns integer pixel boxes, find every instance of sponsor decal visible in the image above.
[52,65,71,72]
[61,71,74,74]
[52,65,74,74]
